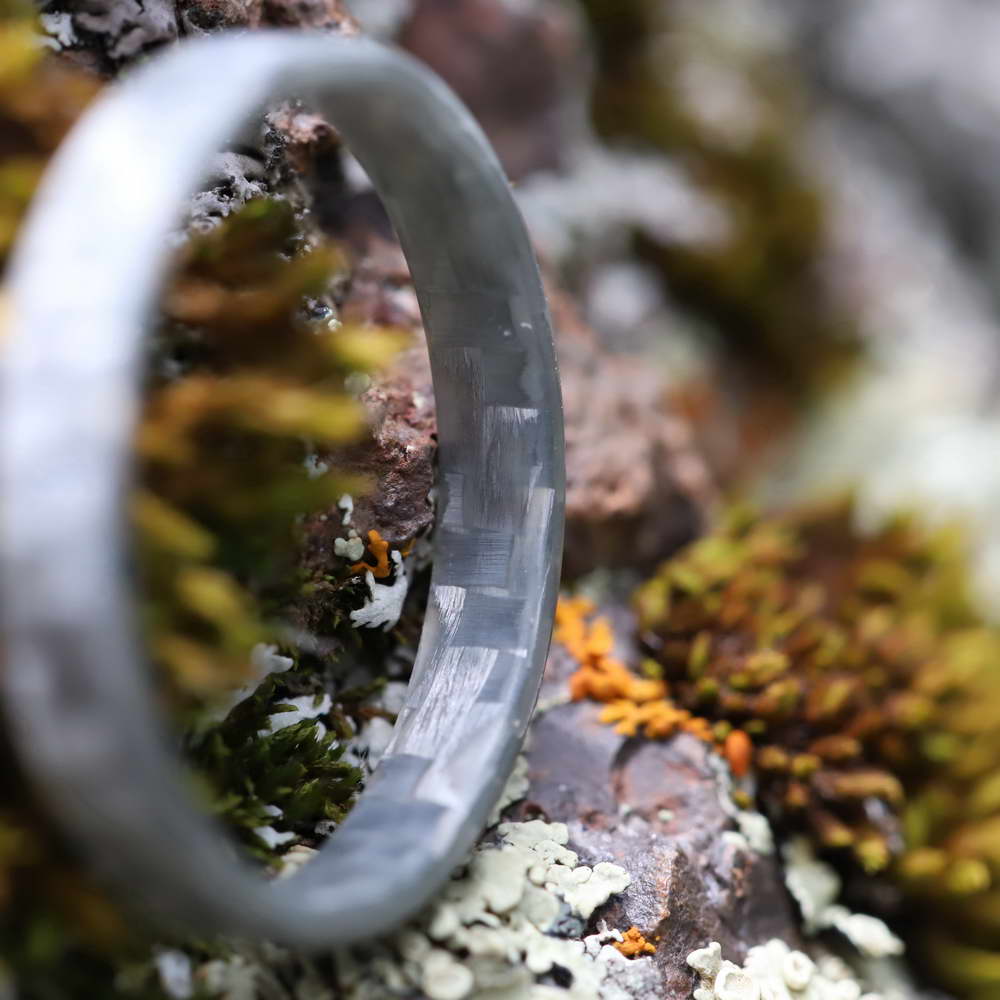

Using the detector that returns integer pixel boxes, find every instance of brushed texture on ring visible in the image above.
[0,32,564,947]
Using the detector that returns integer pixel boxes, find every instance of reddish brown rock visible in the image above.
[549,287,716,577]
[338,341,437,549]
[303,236,713,578]
[399,0,587,180]
[259,0,357,31]
[320,238,435,550]
[267,106,339,177]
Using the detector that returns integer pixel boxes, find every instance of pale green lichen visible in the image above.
[335,533,366,563]
[708,749,774,856]
[338,493,355,526]
[487,755,531,827]
[336,819,640,1000]
[783,839,903,959]
[687,939,882,1000]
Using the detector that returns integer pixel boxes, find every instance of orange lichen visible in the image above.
[556,596,713,744]
[725,729,753,778]
[614,926,656,958]
[558,597,666,705]
[350,529,392,578]
[598,699,713,741]
[554,594,596,661]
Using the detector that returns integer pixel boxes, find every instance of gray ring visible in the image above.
[0,32,564,948]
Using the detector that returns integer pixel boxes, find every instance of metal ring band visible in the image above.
[0,32,564,948]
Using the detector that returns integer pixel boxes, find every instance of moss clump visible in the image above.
[185,659,362,862]
[631,499,1000,997]
[135,193,394,871]
[136,195,395,709]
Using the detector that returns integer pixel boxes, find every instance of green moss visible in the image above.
[635,498,1000,997]
[186,666,362,863]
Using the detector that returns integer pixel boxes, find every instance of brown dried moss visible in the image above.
[625,499,1000,997]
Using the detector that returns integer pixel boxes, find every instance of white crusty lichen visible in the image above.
[487,754,531,827]
[39,11,77,48]
[253,805,296,852]
[350,550,409,631]
[338,493,355,526]
[687,939,883,1000]
[154,949,194,1000]
[708,748,775,856]
[783,839,904,958]
[336,819,642,1000]
[334,530,366,562]
[346,715,395,772]
[544,861,632,922]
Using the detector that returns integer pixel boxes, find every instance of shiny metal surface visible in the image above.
[0,32,564,947]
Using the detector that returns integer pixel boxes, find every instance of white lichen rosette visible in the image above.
[687,940,884,1000]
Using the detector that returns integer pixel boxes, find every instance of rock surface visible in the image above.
[549,288,716,577]
[332,338,437,549]
[509,590,804,998]
[398,0,588,180]
[306,228,714,577]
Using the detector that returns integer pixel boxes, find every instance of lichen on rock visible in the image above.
[687,939,881,1000]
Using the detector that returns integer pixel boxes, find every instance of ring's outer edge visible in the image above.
[0,31,564,948]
